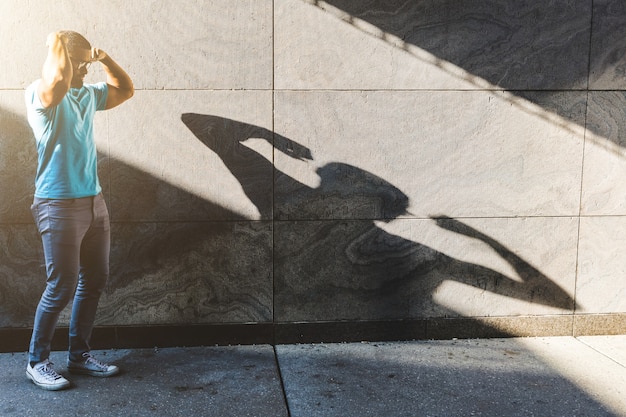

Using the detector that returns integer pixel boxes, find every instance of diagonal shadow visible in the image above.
[309,0,623,147]
[182,113,576,323]
[318,0,591,90]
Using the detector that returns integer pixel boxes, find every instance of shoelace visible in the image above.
[37,361,64,381]
[84,354,108,370]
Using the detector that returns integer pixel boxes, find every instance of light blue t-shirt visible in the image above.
[25,80,108,199]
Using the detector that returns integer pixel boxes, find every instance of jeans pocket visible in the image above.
[30,200,39,223]
[31,201,49,235]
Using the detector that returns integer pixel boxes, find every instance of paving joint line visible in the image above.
[273,345,293,417]
[575,336,626,369]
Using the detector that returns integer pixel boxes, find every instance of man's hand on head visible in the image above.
[91,48,108,62]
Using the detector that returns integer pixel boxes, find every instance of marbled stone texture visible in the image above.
[589,0,626,89]
[1,219,274,328]
[0,92,38,223]
[0,225,44,327]
[97,221,273,326]
[276,0,591,90]
[274,217,577,322]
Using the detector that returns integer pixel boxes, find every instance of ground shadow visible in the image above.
[277,341,620,417]
[182,113,576,322]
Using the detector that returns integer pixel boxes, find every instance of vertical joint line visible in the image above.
[271,0,277,328]
[572,1,596,325]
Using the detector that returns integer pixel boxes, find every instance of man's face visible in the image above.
[69,48,91,88]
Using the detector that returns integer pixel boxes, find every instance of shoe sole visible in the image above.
[26,370,70,391]
[67,367,119,377]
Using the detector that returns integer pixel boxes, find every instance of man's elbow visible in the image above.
[105,83,135,109]
[123,85,135,101]
[115,86,134,106]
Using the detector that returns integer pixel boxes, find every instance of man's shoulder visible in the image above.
[25,80,44,110]
[82,82,109,110]
[25,79,41,97]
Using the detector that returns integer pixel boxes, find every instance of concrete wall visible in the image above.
[1,0,625,346]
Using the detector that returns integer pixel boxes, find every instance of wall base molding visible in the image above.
[2,314,625,353]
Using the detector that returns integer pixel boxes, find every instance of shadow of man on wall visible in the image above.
[182,113,575,331]
[0,106,41,327]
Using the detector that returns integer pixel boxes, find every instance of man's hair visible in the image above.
[59,30,91,54]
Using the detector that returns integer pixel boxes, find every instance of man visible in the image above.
[24,30,134,390]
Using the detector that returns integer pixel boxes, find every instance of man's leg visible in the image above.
[27,198,91,390]
[29,198,89,365]
[67,194,119,377]
[69,193,110,362]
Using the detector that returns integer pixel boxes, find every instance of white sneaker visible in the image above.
[26,359,70,391]
[68,352,119,377]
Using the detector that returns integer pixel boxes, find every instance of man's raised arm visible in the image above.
[91,48,134,110]
[38,32,72,108]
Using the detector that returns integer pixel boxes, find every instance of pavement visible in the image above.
[1,335,625,417]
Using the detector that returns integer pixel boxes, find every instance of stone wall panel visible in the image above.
[274,90,585,219]
[97,221,273,326]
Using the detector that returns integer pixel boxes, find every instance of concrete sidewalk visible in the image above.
[1,336,625,416]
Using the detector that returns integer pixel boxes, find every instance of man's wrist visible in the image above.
[98,55,113,66]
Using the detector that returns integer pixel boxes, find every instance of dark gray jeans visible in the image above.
[29,193,110,364]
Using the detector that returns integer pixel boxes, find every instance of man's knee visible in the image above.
[40,283,75,312]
